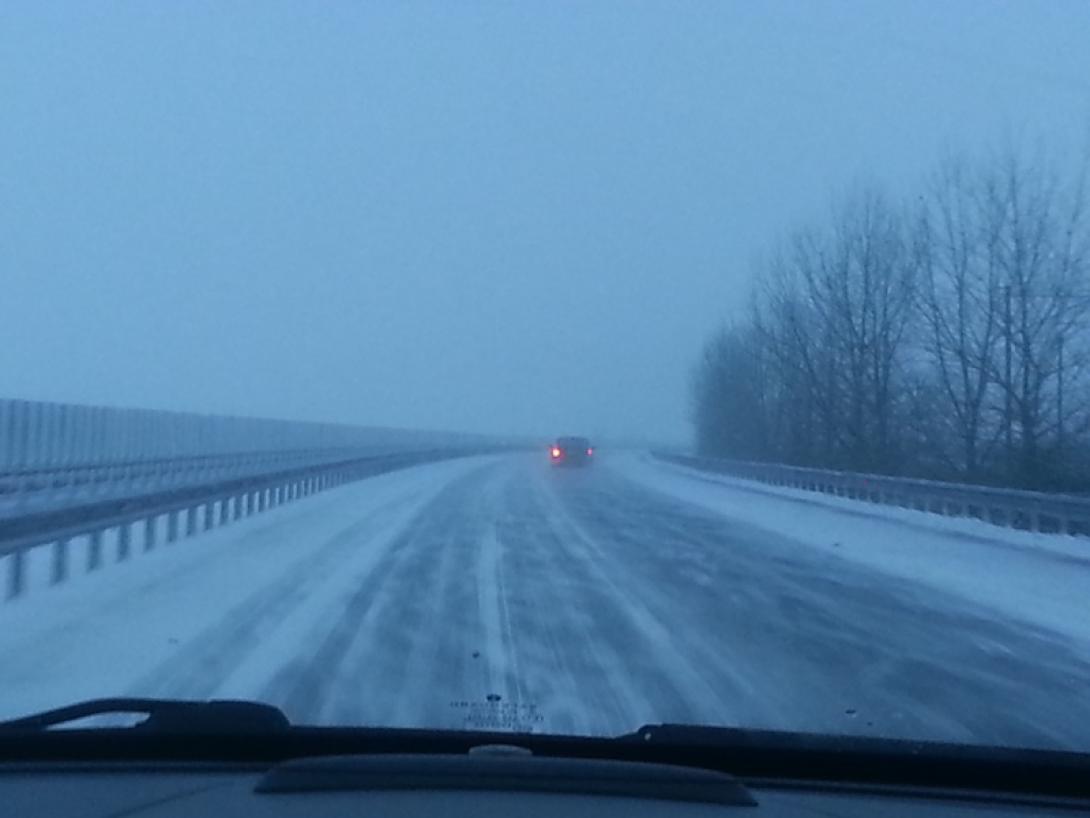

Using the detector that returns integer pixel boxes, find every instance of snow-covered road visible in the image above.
[2,451,1089,749]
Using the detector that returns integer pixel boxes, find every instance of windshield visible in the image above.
[2,2,1090,751]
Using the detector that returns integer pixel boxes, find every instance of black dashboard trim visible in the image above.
[254,754,757,805]
[2,725,1089,802]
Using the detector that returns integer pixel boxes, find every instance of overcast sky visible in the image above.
[1,2,1088,443]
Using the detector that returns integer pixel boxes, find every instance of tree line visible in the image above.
[692,147,1090,492]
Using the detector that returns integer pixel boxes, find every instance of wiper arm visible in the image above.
[619,723,803,751]
[0,698,291,733]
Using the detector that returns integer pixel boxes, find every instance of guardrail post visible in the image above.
[185,506,198,537]
[118,522,131,561]
[6,549,25,599]
[145,517,157,550]
[52,539,69,584]
[219,499,230,525]
[87,529,103,571]
[234,494,245,520]
[204,502,216,531]
[167,511,179,543]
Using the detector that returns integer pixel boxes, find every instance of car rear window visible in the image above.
[558,437,591,449]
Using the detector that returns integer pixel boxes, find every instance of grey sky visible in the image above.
[2,2,1088,443]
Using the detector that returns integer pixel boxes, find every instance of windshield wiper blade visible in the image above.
[623,723,1090,798]
[0,698,291,733]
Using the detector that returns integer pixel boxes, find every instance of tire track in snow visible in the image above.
[121,450,1090,748]
[127,492,427,700]
[530,466,751,730]
[261,462,498,725]
[560,461,1090,747]
[489,474,636,735]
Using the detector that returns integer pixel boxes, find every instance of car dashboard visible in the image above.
[4,756,1089,818]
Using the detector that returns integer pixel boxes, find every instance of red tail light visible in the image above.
[551,447,561,458]
[587,448,593,456]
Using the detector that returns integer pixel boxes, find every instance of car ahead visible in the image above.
[549,436,594,466]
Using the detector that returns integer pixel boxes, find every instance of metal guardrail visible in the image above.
[654,453,1090,537]
[0,447,398,519]
[0,448,483,602]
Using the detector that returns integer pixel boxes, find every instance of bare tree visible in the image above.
[915,155,1003,477]
[751,245,842,465]
[692,144,1090,491]
[789,187,918,470]
[690,325,773,460]
[983,149,1090,485]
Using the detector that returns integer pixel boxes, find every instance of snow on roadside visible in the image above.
[647,455,1090,560]
[612,452,1090,647]
[0,456,498,720]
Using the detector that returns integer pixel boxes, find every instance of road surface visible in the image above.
[2,452,1089,749]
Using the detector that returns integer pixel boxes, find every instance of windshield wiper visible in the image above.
[4,708,1090,802]
[622,723,1090,800]
[0,698,290,733]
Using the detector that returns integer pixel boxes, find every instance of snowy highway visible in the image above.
[2,451,1090,748]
